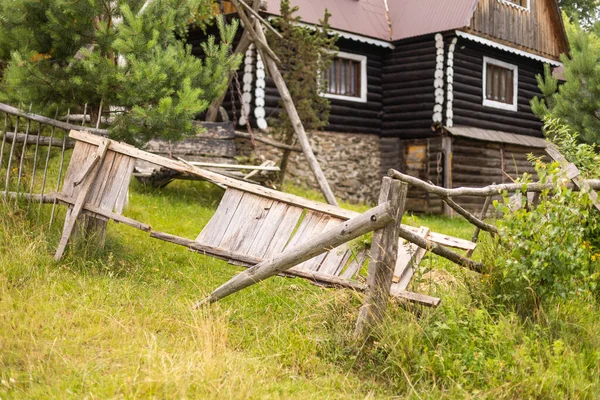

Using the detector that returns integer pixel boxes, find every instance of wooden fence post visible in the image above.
[355,177,407,339]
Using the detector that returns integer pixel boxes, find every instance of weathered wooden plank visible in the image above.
[284,211,331,271]
[89,151,118,207]
[218,193,269,250]
[255,204,304,259]
[340,250,368,279]
[195,189,244,246]
[246,202,292,258]
[52,192,150,232]
[225,196,275,254]
[62,141,96,197]
[393,226,430,291]
[196,201,396,306]
[293,216,343,271]
[113,156,136,214]
[54,139,110,260]
[318,243,351,276]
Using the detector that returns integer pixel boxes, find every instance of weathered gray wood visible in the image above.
[234,131,302,152]
[220,194,274,252]
[54,139,110,260]
[388,168,600,197]
[69,130,487,250]
[546,144,600,212]
[253,20,338,206]
[398,225,484,273]
[250,204,304,259]
[286,212,332,271]
[466,192,494,258]
[151,228,440,307]
[355,178,407,339]
[195,201,396,307]
[340,250,368,279]
[196,189,245,246]
[296,217,347,272]
[393,227,430,290]
[52,192,150,232]
[318,244,351,276]
[0,102,108,136]
[3,132,74,148]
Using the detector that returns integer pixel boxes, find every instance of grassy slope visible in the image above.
[1,180,600,399]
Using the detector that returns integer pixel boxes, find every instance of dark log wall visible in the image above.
[450,138,547,211]
[189,28,387,133]
[451,39,545,137]
[381,35,437,140]
[262,38,386,134]
[467,0,568,61]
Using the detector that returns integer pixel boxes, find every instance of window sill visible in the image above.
[482,98,518,112]
[323,92,367,103]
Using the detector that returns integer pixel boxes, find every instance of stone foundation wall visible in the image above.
[235,131,382,205]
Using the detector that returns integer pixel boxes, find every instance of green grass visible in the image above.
[1,179,600,398]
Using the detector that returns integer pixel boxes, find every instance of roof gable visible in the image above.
[466,0,569,60]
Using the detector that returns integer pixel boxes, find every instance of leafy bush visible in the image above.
[490,159,600,313]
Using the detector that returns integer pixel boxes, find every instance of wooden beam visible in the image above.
[234,131,303,152]
[253,20,338,206]
[546,144,600,212]
[388,169,600,197]
[151,229,440,307]
[355,178,407,339]
[194,201,396,307]
[52,192,151,232]
[0,102,108,136]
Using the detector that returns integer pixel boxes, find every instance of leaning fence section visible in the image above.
[0,103,106,228]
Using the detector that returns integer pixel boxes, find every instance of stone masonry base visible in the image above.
[235,130,382,205]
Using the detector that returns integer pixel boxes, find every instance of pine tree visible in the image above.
[0,0,242,145]
[266,0,337,185]
[531,17,600,145]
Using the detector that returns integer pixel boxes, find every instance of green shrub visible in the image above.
[490,160,600,313]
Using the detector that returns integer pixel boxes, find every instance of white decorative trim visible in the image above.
[432,33,445,123]
[322,51,368,103]
[239,45,255,126]
[254,51,268,131]
[482,56,519,112]
[271,18,395,49]
[455,30,562,66]
[446,37,457,127]
[498,0,530,12]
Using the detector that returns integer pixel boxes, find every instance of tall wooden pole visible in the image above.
[355,178,407,339]
[253,19,339,206]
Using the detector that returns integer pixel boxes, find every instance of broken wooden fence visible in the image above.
[0,102,107,227]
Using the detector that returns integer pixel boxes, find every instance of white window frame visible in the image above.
[322,51,368,103]
[498,0,530,12]
[482,56,519,112]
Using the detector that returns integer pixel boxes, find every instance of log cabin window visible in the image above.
[322,51,367,103]
[482,57,518,112]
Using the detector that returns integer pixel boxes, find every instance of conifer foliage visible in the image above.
[266,0,337,184]
[531,19,600,145]
[0,0,242,145]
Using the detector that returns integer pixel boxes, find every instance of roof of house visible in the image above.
[263,0,480,42]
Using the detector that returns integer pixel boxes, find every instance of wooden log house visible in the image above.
[189,0,569,213]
